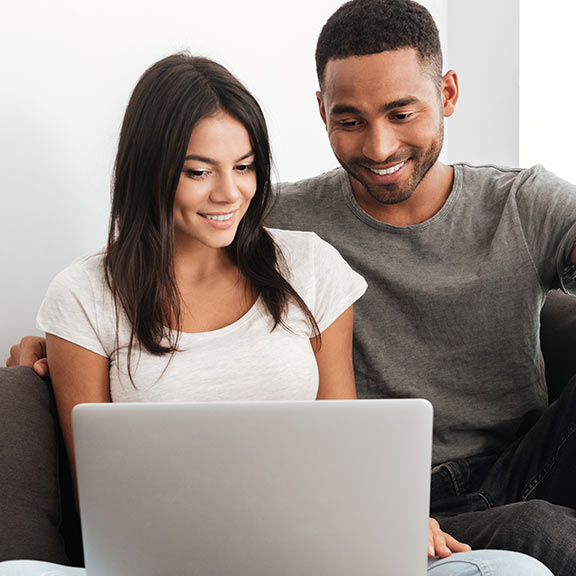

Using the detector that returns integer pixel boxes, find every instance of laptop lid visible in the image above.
[72,399,432,576]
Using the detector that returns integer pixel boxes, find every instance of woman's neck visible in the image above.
[173,243,235,285]
[172,243,256,333]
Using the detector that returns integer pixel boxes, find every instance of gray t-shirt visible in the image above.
[267,163,576,466]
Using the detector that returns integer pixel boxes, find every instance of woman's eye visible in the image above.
[236,163,255,173]
[184,169,208,179]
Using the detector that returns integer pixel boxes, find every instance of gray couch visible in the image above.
[1,290,575,567]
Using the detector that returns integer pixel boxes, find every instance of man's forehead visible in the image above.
[321,49,437,108]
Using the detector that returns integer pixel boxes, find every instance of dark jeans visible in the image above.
[433,374,576,576]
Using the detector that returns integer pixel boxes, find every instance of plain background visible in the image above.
[0,0,570,360]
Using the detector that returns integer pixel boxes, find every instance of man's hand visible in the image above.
[6,335,49,377]
[428,517,471,558]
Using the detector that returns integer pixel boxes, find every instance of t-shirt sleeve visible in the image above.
[308,233,368,333]
[271,229,367,335]
[36,256,113,357]
[515,166,576,293]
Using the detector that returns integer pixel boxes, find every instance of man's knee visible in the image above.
[440,500,570,542]
[438,501,576,576]
[502,499,562,525]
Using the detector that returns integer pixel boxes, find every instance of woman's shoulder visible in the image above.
[264,228,366,332]
[266,226,351,266]
[266,226,318,243]
[264,227,362,283]
[48,250,108,295]
[265,227,329,257]
[37,250,115,357]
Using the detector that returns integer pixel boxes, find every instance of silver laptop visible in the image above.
[72,399,433,576]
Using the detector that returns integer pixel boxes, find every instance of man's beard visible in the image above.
[338,130,443,206]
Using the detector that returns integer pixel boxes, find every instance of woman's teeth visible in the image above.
[203,213,234,221]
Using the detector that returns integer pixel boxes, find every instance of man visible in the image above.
[7,0,576,574]
[264,1,576,574]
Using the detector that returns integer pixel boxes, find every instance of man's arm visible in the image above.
[6,336,49,377]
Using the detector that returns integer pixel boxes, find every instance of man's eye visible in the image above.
[338,120,360,128]
[394,112,413,121]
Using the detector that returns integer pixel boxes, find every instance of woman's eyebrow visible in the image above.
[184,150,255,163]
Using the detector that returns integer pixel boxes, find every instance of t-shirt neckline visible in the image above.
[340,164,463,232]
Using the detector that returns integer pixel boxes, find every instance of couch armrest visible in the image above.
[0,367,69,563]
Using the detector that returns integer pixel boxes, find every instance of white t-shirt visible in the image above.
[37,229,367,402]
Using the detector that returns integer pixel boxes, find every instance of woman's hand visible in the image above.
[428,517,472,558]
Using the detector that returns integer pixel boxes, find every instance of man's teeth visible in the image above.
[369,161,405,176]
[204,213,234,222]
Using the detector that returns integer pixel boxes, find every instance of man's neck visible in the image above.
[350,162,455,226]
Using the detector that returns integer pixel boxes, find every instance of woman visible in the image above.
[0,54,552,576]
[37,53,365,478]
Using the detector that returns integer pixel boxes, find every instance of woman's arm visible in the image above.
[312,305,357,400]
[46,333,110,483]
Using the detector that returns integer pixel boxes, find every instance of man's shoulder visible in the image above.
[276,167,346,199]
[268,167,348,230]
[455,162,575,201]
[455,162,552,187]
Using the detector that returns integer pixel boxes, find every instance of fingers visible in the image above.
[20,336,46,366]
[428,518,448,558]
[428,517,471,558]
[33,358,50,377]
[444,533,472,553]
[6,343,20,366]
[5,336,47,369]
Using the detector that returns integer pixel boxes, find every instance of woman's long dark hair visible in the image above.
[105,53,319,365]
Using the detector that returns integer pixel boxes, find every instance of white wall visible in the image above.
[0,0,342,359]
[445,0,520,166]
[2,0,510,361]
[520,0,576,182]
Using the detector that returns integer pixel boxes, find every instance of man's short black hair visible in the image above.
[316,0,442,89]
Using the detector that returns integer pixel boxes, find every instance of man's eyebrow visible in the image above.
[380,97,420,111]
[330,97,421,116]
[184,150,255,163]
[330,104,362,116]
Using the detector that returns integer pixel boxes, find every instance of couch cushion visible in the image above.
[540,290,576,402]
[0,367,69,564]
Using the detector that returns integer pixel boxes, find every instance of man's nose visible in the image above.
[362,123,398,162]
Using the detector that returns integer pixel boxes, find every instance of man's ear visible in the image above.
[316,90,328,127]
[441,70,459,117]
